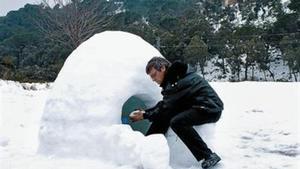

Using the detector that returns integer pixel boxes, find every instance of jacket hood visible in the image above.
[160,61,195,88]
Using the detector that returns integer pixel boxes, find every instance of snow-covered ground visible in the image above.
[0,80,299,169]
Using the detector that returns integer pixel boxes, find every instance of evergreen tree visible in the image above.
[280,36,300,81]
[184,35,209,76]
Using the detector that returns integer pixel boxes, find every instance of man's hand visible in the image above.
[129,110,145,122]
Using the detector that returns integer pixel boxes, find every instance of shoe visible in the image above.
[201,153,221,169]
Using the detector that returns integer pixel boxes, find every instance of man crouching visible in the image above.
[130,56,223,169]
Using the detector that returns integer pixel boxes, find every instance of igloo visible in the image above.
[38,31,217,169]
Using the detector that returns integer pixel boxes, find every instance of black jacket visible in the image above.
[144,61,223,122]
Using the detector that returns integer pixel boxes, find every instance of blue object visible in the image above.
[121,117,129,124]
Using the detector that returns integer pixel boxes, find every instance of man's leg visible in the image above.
[169,109,219,161]
[146,118,170,136]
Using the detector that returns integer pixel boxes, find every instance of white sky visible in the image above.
[0,0,292,17]
[0,0,41,16]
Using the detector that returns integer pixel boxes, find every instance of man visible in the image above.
[130,57,223,169]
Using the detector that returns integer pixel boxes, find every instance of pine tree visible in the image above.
[184,35,209,76]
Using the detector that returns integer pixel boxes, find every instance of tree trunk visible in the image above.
[201,66,205,79]
[292,71,298,82]
[222,57,226,74]
[263,70,267,81]
[288,68,292,80]
[251,65,255,81]
[267,69,275,81]
[237,64,241,81]
[244,63,248,81]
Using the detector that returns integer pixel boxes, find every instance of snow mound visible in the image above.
[38,31,169,169]
[0,136,9,147]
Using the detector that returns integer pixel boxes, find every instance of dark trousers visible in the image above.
[146,108,220,161]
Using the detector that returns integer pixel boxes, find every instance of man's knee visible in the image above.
[170,116,183,130]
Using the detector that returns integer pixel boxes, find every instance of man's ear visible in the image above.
[161,66,166,72]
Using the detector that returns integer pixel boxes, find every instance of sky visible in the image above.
[0,0,292,17]
[0,0,40,16]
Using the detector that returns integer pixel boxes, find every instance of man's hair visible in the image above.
[146,56,171,74]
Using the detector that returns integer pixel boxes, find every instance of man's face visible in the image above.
[148,66,166,85]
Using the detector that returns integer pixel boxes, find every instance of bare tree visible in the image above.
[34,0,117,50]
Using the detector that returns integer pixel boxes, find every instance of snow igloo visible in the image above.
[38,31,217,169]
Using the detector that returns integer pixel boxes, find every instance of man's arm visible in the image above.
[143,101,164,121]
[129,101,165,122]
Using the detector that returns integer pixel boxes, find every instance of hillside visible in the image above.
[0,0,299,82]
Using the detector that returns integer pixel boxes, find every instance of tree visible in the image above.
[184,35,209,76]
[243,38,268,80]
[227,40,243,81]
[213,19,235,75]
[231,25,269,81]
[0,55,15,80]
[158,31,182,62]
[280,36,300,81]
[159,16,180,33]
[33,0,118,50]
[2,33,40,68]
[0,55,15,68]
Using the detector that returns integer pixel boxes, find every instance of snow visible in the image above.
[231,4,246,27]
[1,31,300,169]
[220,2,278,28]
[251,6,277,27]
[281,0,294,14]
[1,80,299,169]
